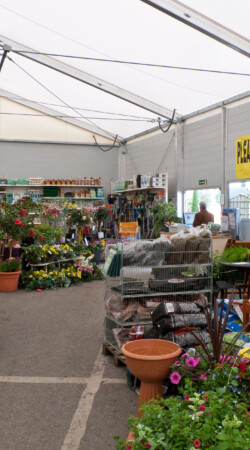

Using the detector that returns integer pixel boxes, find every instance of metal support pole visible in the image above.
[0,44,11,71]
[222,106,228,208]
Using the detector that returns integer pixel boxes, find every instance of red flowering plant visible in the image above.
[42,205,62,226]
[0,201,35,258]
[32,224,64,245]
[93,205,113,231]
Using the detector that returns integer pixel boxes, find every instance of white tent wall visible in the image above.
[122,93,250,212]
[0,96,115,144]
[181,112,222,191]
[121,129,177,201]
[0,141,117,196]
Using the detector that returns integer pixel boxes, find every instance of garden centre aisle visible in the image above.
[0,281,137,450]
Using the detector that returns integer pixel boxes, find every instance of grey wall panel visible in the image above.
[125,130,177,200]
[0,142,118,196]
[182,114,222,190]
[226,102,250,181]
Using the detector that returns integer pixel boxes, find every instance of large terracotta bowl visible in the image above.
[122,339,181,416]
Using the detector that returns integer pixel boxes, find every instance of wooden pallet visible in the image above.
[102,342,126,366]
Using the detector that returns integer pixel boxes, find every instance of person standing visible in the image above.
[192,201,214,227]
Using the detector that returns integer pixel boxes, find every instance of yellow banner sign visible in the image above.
[236,135,250,179]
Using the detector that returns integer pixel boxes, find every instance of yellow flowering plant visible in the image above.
[21,267,81,290]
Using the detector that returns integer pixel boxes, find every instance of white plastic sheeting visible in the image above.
[0,0,250,138]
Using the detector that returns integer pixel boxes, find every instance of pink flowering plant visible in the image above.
[169,347,249,402]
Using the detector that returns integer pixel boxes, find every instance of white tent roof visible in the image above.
[1,0,250,139]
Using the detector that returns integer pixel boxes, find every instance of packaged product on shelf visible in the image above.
[151,301,204,324]
[162,330,210,347]
[28,177,43,185]
[129,325,144,340]
[112,328,130,349]
[135,304,152,321]
[155,313,207,334]
[90,188,96,198]
[122,238,171,266]
[97,188,104,198]
[106,294,138,321]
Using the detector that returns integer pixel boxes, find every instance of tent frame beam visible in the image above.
[0,35,177,120]
[141,0,250,58]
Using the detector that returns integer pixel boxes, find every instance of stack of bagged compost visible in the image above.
[145,299,210,347]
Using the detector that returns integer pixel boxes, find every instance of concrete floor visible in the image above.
[0,282,137,450]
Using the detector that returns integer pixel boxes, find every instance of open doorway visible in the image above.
[184,188,221,224]
[229,181,250,218]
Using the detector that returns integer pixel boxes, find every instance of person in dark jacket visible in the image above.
[193,201,214,227]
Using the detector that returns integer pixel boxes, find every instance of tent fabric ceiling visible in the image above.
[0,0,250,139]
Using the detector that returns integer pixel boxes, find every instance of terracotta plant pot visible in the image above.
[122,339,182,417]
[0,270,21,292]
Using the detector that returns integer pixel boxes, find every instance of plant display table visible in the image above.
[29,258,76,273]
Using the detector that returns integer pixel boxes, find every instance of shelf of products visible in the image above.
[103,229,213,353]
[114,187,165,194]
[0,177,105,204]
[109,173,168,239]
[0,185,103,188]
[42,197,104,200]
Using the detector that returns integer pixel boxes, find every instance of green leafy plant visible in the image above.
[32,224,63,245]
[208,223,221,232]
[151,200,180,238]
[114,385,250,449]
[0,257,22,272]
[22,244,44,264]
[220,246,250,262]
[66,208,90,242]
[93,205,112,231]
[68,242,93,257]
[0,230,5,240]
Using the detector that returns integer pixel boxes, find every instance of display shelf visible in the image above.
[105,314,154,327]
[0,184,103,188]
[104,238,213,353]
[114,289,212,299]
[42,197,104,200]
[114,187,164,194]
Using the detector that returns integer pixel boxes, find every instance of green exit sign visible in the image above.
[199,179,207,186]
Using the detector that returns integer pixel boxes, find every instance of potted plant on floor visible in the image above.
[0,201,35,291]
[0,257,22,292]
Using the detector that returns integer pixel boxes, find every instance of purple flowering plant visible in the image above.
[0,256,22,272]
